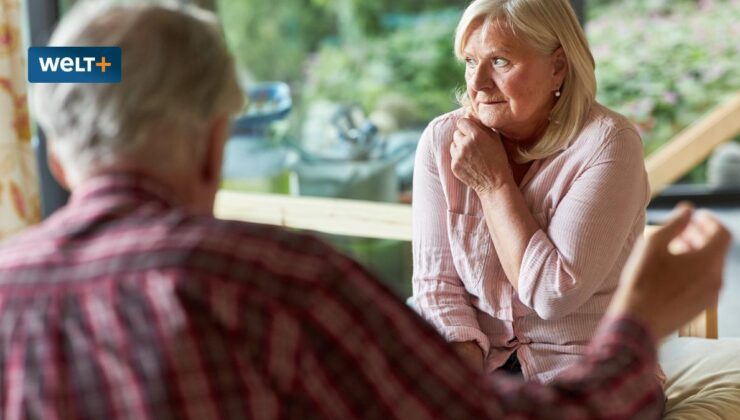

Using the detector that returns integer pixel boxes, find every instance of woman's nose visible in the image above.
[469,63,495,91]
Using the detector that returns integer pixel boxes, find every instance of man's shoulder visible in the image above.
[191,216,332,258]
[0,221,62,270]
[0,210,340,288]
[181,215,341,282]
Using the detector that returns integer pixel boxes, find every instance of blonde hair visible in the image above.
[454,0,596,162]
[31,1,245,186]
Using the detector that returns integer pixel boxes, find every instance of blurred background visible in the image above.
[26,0,740,333]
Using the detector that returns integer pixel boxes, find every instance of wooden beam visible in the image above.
[215,196,659,242]
[646,92,740,196]
[215,191,412,241]
[216,196,657,242]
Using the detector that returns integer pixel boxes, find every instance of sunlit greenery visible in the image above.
[588,0,740,181]
[302,9,463,127]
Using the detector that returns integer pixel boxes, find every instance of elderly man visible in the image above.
[0,2,730,419]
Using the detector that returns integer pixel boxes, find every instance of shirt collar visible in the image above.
[69,172,179,208]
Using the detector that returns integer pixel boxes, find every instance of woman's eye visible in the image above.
[493,57,510,68]
[465,58,477,69]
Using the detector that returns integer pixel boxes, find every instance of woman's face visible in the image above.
[463,18,566,143]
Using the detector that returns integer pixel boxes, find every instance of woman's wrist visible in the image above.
[476,177,517,200]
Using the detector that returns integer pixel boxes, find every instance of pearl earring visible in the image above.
[555,90,561,98]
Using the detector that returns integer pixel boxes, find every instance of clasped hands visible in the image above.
[450,115,513,194]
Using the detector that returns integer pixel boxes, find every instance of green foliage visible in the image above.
[217,0,467,83]
[587,0,740,182]
[302,9,463,125]
[217,0,337,82]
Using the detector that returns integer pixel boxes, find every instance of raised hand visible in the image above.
[451,116,513,194]
[608,204,732,338]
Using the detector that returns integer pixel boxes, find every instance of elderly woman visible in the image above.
[412,0,650,383]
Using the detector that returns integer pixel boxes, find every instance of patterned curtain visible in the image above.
[0,0,40,239]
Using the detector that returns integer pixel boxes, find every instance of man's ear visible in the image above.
[47,144,70,190]
[551,47,568,89]
[201,115,230,187]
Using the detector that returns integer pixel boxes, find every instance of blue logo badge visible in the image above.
[28,47,121,83]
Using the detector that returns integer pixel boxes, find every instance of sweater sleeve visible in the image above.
[411,119,490,355]
[518,128,649,320]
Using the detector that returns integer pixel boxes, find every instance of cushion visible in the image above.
[659,337,740,419]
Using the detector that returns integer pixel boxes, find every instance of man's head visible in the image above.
[32,1,245,213]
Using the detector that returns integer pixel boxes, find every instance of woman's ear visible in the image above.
[551,47,568,88]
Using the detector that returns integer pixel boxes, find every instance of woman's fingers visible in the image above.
[453,129,465,145]
[464,110,482,125]
[455,118,481,137]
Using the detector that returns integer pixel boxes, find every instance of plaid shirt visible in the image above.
[0,174,664,419]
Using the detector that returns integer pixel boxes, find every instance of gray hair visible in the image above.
[454,0,596,162]
[31,1,245,185]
